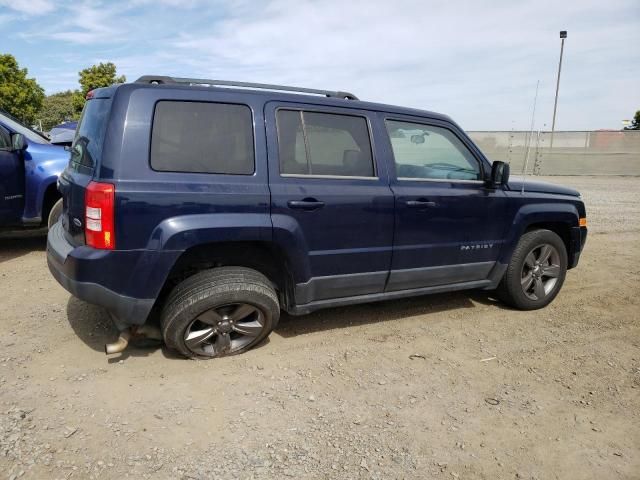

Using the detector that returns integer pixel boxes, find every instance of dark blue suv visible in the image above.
[47,76,587,359]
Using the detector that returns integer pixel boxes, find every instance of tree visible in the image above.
[627,110,640,130]
[72,62,126,114]
[39,91,76,131]
[0,54,45,125]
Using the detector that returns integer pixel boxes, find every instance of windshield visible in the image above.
[0,110,50,144]
[70,98,112,167]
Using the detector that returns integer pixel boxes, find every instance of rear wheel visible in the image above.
[160,267,279,359]
[47,198,63,229]
[497,229,567,310]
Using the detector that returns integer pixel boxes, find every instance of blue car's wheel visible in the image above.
[47,198,63,229]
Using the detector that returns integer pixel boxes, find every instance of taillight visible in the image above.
[85,181,115,249]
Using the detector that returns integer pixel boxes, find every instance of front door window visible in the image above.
[386,120,481,181]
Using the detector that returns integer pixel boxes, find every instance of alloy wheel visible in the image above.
[184,303,265,357]
[520,243,561,301]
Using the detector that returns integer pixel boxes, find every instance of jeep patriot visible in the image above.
[47,76,588,358]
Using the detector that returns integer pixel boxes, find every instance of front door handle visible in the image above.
[406,199,437,208]
[287,198,325,211]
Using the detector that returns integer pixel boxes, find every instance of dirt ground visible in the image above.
[1,176,639,480]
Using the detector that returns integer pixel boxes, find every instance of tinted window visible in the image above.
[151,101,254,175]
[71,98,112,167]
[277,110,374,177]
[386,120,481,181]
[276,110,308,174]
[0,126,10,149]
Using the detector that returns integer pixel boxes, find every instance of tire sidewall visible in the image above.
[504,230,568,310]
[162,276,279,359]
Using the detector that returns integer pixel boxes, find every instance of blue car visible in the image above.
[50,121,78,146]
[0,109,69,231]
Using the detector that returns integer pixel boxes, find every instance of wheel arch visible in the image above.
[524,221,572,258]
[499,203,580,266]
[145,212,312,301]
[149,240,296,321]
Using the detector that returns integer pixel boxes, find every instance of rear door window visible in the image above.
[277,110,375,177]
[71,98,112,168]
[150,101,254,175]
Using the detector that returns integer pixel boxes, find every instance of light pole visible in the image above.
[549,30,567,151]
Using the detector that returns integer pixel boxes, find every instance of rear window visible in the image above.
[150,101,254,175]
[70,98,111,167]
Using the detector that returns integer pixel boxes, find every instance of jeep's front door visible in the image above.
[381,116,508,291]
[265,102,394,304]
[0,125,25,225]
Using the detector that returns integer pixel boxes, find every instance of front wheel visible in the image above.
[160,267,280,359]
[497,229,568,310]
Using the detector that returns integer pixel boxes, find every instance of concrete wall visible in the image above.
[467,130,640,175]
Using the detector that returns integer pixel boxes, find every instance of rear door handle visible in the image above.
[287,199,325,211]
[406,199,437,208]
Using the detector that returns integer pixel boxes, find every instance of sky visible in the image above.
[1,0,638,131]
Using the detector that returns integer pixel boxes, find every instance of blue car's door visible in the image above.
[379,115,509,291]
[0,125,25,225]
[265,101,394,304]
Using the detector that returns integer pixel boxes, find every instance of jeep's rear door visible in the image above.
[265,101,394,304]
[57,92,112,246]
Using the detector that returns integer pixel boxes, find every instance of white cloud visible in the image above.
[129,0,208,6]
[154,0,639,129]
[0,0,55,15]
[10,0,640,129]
[19,0,130,44]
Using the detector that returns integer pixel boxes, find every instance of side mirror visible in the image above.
[490,161,510,187]
[11,133,27,152]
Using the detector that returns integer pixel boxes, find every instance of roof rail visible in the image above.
[134,75,359,100]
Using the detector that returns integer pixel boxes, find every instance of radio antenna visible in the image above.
[521,80,539,194]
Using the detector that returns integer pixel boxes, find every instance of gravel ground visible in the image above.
[1,176,639,480]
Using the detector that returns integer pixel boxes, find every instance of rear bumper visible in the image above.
[569,226,587,269]
[47,221,177,326]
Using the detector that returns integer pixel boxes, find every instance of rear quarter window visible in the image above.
[150,101,255,175]
[71,98,111,168]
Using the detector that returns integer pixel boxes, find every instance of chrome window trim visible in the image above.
[397,177,485,185]
[281,173,380,181]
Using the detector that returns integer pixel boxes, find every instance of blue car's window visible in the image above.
[0,126,10,149]
[386,120,481,181]
[150,101,255,175]
[0,111,49,144]
[71,98,111,168]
